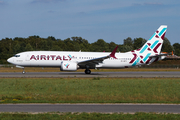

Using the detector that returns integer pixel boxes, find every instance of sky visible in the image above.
[0,0,180,44]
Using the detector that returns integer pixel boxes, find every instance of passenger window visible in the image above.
[14,55,20,57]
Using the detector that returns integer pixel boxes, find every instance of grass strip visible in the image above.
[0,112,180,120]
[0,78,180,103]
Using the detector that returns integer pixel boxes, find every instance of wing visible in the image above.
[78,46,118,66]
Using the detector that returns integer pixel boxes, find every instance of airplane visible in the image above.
[7,25,167,74]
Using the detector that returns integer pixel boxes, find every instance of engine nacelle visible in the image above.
[60,61,77,71]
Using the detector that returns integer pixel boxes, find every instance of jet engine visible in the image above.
[60,61,78,71]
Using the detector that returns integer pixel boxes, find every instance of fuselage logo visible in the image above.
[30,55,74,61]
[64,63,70,68]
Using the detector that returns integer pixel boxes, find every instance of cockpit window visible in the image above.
[14,55,20,57]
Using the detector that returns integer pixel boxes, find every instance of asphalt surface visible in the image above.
[0,104,179,113]
[1,71,180,78]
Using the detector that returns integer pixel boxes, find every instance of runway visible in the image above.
[0,71,180,78]
[0,104,179,113]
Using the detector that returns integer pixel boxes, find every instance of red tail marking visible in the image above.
[147,43,151,46]
[155,35,159,38]
[129,54,137,63]
[161,32,166,40]
[140,60,144,63]
[147,48,151,51]
[153,43,161,53]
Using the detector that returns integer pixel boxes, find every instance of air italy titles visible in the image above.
[30,55,74,61]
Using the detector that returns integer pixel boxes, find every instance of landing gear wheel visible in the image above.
[22,71,26,74]
[85,69,91,74]
[22,68,26,74]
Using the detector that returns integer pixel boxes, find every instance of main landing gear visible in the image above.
[85,69,91,74]
[22,68,26,74]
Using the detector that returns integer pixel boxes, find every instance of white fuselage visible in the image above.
[7,51,135,69]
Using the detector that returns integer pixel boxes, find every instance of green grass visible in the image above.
[0,112,179,120]
[0,78,180,103]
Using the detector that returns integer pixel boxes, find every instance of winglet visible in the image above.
[109,46,118,59]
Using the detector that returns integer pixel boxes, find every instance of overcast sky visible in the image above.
[0,0,180,44]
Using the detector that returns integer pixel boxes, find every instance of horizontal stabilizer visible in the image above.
[149,54,168,58]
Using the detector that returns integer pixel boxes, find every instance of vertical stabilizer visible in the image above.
[139,25,167,55]
[129,25,167,66]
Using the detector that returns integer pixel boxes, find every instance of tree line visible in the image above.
[0,35,179,64]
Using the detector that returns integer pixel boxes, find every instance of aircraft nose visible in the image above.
[7,57,14,64]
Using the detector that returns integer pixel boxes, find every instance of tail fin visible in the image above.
[130,25,167,66]
[138,25,167,55]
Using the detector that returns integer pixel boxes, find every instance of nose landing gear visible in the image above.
[15,65,26,74]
